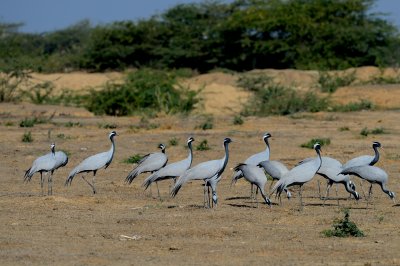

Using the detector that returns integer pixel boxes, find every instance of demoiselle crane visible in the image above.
[171,137,232,208]
[233,163,271,207]
[65,131,117,194]
[125,143,168,198]
[340,165,395,207]
[271,143,322,210]
[24,143,68,196]
[231,132,271,199]
[142,137,194,198]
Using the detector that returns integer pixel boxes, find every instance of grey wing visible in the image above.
[258,160,288,180]
[342,155,373,170]
[137,153,168,173]
[143,158,190,188]
[25,153,55,181]
[54,151,68,169]
[245,149,270,164]
[341,165,388,183]
[239,164,267,185]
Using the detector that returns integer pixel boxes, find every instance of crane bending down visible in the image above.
[65,131,117,194]
[142,137,194,196]
[125,143,168,198]
[233,163,271,207]
[231,132,271,199]
[270,143,322,210]
[24,143,68,196]
[340,165,395,207]
[171,138,232,208]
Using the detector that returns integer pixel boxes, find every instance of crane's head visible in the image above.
[349,180,356,191]
[50,143,56,153]
[223,138,233,145]
[313,143,321,152]
[212,191,218,205]
[372,141,381,148]
[388,191,395,200]
[158,143,166,152]
[353,191,360,200]
[187,137,195,144]
[263,132,272,141]
[109,131,118,139]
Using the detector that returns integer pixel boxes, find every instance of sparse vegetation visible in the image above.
[233,115,244,125]
[64,121,82,127]
[322,209,364,237]
[22,131,33,143]
[338,126,350,132]
[360,127,386,136]
[196,139,210,151]
[331,100,374,112]
[123,154,143,164]
[301,138,331,149]
[129,116,159,132]
[169,137,179,146]
[98,122,118,129]
[196,115,214,130]
[318,71,356,93]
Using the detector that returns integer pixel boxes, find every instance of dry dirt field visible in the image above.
[1,68,400,265]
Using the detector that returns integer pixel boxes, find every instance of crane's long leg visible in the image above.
[81,175,96,194]
[299,185,304,211]
[203,182,207,208]
[269,179,275,190]
[255,187,259,208]
[359,180,367,199]
[155,181,162,200]
[40,172,44,196]
[47,172,53,196]
[208,186,211,208]
[250,183,254,200]
[318,180,321,199]
[368,184,373,200]
[323,183,331,207]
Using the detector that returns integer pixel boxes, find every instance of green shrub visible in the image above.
[338,126,350,131]
[98,122,117,129]
[0,70,28,102]
[22,131,33,142]
[360,127,369,136]
[19,116,50,127]
[318,71,355,93]
[322,209,364,237]
[123,154,143,164]
[301,138,331,149]
[196,139,210,151]
[64,121,82,127]
[86,69,200,116]
[169,137,179,146]
[237,73,273,92]
[196,115,214,130]
[233,115,244,125]
[23,81,55,104]
[370,127,385,134]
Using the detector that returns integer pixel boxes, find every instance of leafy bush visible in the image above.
[301,138,331,149]
[338,126,350,132]
[86,69,200,116]
[196,115,214,130]
[360,127,386,136]
[123,154,143,164]
[196,139,210,151]
[322,209,364,237]
[318,71,356,93]
[23,81,55,104]
[237,73,273,92]
[22,131,33,142]
[0,70,29,102]
[169,137,179,146]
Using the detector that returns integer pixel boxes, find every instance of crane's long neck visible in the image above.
[108,136,116,161]
[220,142,230,174]
[380,182,392,197]
[370,145,380,165]
[51,146,56,158]
[344,179,357,198]
[316,149,322,171]
[187,142,193,167]
[264,138,270,160]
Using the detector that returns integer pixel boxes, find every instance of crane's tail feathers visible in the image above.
[125,168,141,184]
[170,183,182,198]
[65,174,75,186]
[23,168,33,182]
[230,168,244,187]
[142,173,157,190]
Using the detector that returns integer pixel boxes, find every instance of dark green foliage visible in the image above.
[1,1,399,72]
[169,137,179,146]
[86,69,200,116]
[0,70,29,102]
[318,71,356,93]
[23,81,55,104]
[360,127,386,136]
[196,139,210,151]
[123,154,143,164]
[98,122,117,129]
[338,126,350,132]
[322,209,365,237]
[301,138,331,149]
[22,131,33,142]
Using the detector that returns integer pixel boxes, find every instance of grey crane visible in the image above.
[271,143,322,210]
[233,163,271,207]
[298,156,359,204]
[24,143,68,196]
[142,137,195,196]
[340,165,395,207]
[65,131,117,194]
[171,137,232,208]
[125,143,168,198]
[257,160,292,199]
[231,132,271,199]
[341,141,381,197]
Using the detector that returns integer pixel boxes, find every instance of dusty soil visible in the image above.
[1,68,400,265]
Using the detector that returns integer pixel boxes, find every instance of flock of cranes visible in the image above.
[24,131,396,209]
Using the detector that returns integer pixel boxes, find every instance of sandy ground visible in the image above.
[1,68,400,265]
